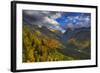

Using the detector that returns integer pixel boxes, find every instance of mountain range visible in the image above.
[25,24,91,60]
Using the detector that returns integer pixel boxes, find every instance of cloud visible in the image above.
[23,10,45,25]
[23,10,65,33]
[23,10,62,25]
[23,10,91,33]
[50,13,62,19]
[66,23,75,30]
[43,16,59,25]
[75,15,90,28]
[65,14,91,29]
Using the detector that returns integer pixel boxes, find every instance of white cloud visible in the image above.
[50,13,62,19]
[74,16,80,19]
[67,16,73,20]
[44,16,60,26]
[67,23,74,29]
[66,14,90,29]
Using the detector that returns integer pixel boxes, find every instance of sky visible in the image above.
[23,10,91,33]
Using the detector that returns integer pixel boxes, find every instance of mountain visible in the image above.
[58,27,91,59]
[62,27,90,41]
[24,24,91,60]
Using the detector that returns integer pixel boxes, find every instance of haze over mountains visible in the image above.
[23,10,91,34]
[23,10,91,61]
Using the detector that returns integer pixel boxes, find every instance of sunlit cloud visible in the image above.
[23,10,91,34]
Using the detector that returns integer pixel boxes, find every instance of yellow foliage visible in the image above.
[27,49,35,62]
[22,25,72,62]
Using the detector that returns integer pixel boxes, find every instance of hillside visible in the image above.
[59,27,91,59]
[22,25,74,63]
[22,24,91,63]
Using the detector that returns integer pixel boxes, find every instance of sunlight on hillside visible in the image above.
[22,25,74,63]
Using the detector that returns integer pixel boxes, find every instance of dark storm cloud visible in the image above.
[23,10,45,25]
[23,10,62,25]
[23,10,66,33]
